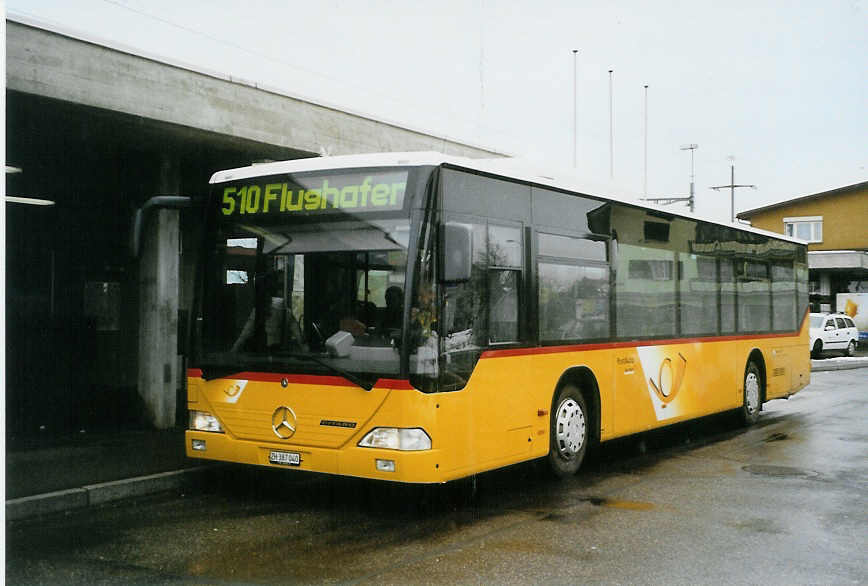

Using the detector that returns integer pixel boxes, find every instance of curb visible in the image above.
[5,466,218,522]
[811,359,868,372]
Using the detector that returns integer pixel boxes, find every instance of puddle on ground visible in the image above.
[742,465,818,478]
[584,497,655,511]
[763,432,789,442]
[729,517,786,535]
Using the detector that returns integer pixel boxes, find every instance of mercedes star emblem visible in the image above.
[271,406,298,440]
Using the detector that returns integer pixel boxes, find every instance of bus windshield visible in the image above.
[196,167,436,382]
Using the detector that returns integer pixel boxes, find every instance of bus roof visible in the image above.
[209,152,806,245]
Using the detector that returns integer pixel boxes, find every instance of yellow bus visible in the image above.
[185,152,810,482]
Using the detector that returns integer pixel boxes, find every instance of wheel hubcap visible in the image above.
[745,372,760,414]
[556,398,586,459]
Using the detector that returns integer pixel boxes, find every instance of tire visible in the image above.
[845,340,857,357]
[548,385,589,478]
[811,340,823,359]
[741,361,763,426]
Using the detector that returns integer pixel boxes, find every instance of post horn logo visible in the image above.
[649,352,687,404]
[271,406,298,440]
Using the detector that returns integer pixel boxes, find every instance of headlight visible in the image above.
[189,410,224,433]
[358,427,431,451]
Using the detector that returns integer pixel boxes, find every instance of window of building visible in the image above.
[783,216,822,243]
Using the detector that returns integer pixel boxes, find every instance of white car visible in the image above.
[809,313,859,358]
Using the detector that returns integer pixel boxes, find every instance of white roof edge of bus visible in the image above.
[209,152,806,245]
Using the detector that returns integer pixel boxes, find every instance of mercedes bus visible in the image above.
[185,152,810,482]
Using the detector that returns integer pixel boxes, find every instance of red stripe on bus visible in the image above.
[482,329,805,359]
[185,369,413,389]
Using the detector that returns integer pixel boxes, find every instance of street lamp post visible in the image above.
[573,49,578,168]
[643,84,648,198]
[608,69,614,180]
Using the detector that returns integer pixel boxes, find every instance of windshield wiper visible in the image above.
[196,353,375,390]
[274,352,375,391]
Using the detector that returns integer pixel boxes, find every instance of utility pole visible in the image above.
[710,157,756,222]
[645,143,698,212]
[680,143,698,213]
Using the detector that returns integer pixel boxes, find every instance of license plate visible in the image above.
[269,450,301,466]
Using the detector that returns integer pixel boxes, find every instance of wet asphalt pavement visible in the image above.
[6,369,867,585]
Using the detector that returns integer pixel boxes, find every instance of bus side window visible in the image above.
[487,224,522,344]
[440,220,524,389]
[443,222,487,344]
[537,232,609,342]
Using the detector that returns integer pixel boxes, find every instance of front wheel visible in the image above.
[811,340,823,359]
[548,385,589,478]
[845,340,857,357]
[741,361,762,426]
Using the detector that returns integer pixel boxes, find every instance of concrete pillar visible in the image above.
[819,272,831,296]
[137,157,180,429]
[819,272,833,313]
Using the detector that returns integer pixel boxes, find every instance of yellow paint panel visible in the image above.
[186,325,809,483]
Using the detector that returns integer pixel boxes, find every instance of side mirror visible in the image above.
[440,222,472,283]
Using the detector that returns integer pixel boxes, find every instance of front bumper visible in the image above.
[186,431,445,483]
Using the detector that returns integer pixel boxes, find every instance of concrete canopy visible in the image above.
[5,17,502,434]
[6,18,504,161]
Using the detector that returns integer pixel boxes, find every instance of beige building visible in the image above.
[737,180,868,312]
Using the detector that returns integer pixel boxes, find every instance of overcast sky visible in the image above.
[7,0,867,222]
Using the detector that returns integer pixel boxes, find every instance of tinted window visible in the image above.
[440,218,524,389]
[835,317,847,329]
[738,261,770,332]
[844,317,856,328]
[489,270,519,342]
[772,263,796,331]
[680,254,718,336]
[442,221,488,348]
[720,259,736,334]
[487,224,522,343]
[489,223,523,267]
[539,264,609,342]
[796,264,809,322]
[443,169,531,222]
[616,243,676,338]
[532,187,608,234]
[538,233,606,262]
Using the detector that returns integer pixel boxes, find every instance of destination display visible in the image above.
[219,170,408,218]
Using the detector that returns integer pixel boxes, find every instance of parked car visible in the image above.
[809,313,860,358]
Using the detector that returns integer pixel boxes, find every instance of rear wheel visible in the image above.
[741,361,762,426]
[845,340,857,357]
[548,385,589,478]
